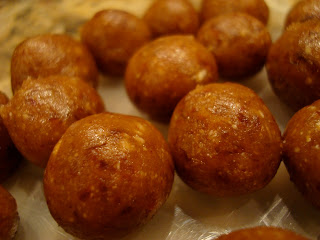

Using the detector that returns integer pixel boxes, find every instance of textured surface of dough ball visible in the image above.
[283,100,320,209]
[285,0,320,28]
[200,0,269,25]
[266,19,320,111]
[216,226,310,240]
[197,13,271,79]
[125,35,218,119]
[0,76,105,168]
[0,92,20,183]
[143,0,199,37]
[0,186,19,240]
[44,113,174,240]
[81,9,152,76]
[11,34,98,93]
[168,83,281,196]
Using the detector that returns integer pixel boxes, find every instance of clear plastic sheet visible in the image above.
[0,0,319,239]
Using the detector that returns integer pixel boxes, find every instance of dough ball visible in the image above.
[283,99,320,209]
[125,35,218,119]
[0,185,19,240]
[200,0,269,25]
[0,75,105,168]
[168,82,281,197]
[81,9,152,76]
[266,19,320,111]
[11,34,98,93]
[197,13,271,79]
[44,113,174,240]
[143,0,199,37]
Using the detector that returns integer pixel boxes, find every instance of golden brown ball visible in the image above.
[143,0,199,37]
[197,13,271,79]
[44,113,174,240]
[216,226,310,240]
[0,75,105,168]
[11,34,98,93]
[81,9,152,76]
[125,35,218,119]
[283,99,320,209]
[266,19,320,111]
[0,185,19,240]
[200,0,269,25]
[168,82,281,197]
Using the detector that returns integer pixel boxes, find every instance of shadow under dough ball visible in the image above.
[168,82,281,197]
[216,226,310,240]
[0,92,21,183]
[10,34,98,94]
[44,112,174,240]
[125,35,218,119]
[0,185,19,240]
[283,99,320,209]
[81,9,152,76]
[143,0,199,37]
[197,12,271,79]
[266,19,320,111]
[200,0,269,25]
[0,75,105,168]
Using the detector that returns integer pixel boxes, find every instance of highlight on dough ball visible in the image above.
[143,0,199,37]
[81,9,152,76]
[266,19,320,111]
[10,34,99,94]
[168,82,281,197]
[200,0,269,25]
[285,0,320,29]
[0,75,105,168]
[0,185,19,240]
[0,91,21,183]
[197,12,271,79]
[125,35,219,119]
[282,99,320,209]
[215,226,310,240]
[44,112,174,240]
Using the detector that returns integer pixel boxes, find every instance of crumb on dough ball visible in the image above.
[81,9,152,76]
[200,0,269,25]
[10,34,99,94]
[125,35,218,119]
[197,12,271,79]
[283,99,320,209]
[0,92,21,183]
[266,19,320,111]
[143,0,199,37]
[285,0,320,29]
[216,226,310,240]
[0,185,19,240]
[168,82,281,197]
[0,75,105,168]
[44,112,174,240]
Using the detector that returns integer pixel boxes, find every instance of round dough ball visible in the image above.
[197,13,271,79]
[285,0,320,28]
[44,113,174,240]
[283,99,320,209]
[11,34,98,93]
[125,35,218,119]
[0,92,21,183]
[0,75,105,168]
[0,186,19,240]
[168,82,281,197]
[200,0,269,25]
[143,0,199,37]
[266,19,320,111]
[81,9,152,76]
[216,226,309,240]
